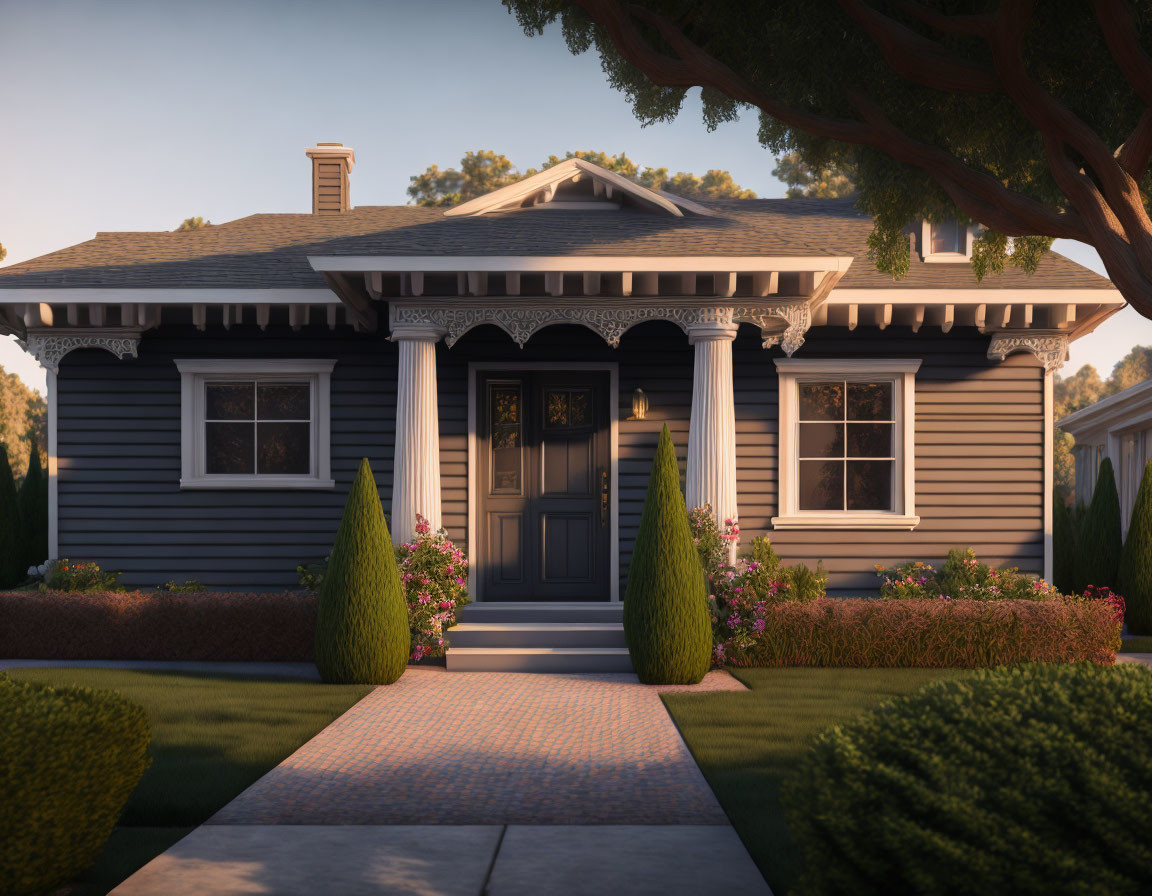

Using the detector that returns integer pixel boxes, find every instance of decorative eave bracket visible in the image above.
[987,330,1070,373]
[24,328,142,373]
[388,299,812,355]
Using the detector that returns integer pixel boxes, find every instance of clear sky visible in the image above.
[2,0,1149,393]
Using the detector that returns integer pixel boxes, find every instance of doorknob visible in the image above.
[600,470,609,527]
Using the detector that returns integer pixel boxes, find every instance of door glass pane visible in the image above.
[544,389,592,428]
[799,460,843,511]
[568,390,590,426]
[847,460,894,510]
[545,390,569,427]
[206,422,255,474]
[206,383,254,420]
[799,422,844,458]
[799,382,843,420]
[258,383,310,419]
[257,422,310,474]
[847,382,892,420]
[490,384,522,493]
[847,422,893,458]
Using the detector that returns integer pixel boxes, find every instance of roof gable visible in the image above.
[443,158,715,218]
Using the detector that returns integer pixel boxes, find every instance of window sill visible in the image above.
[180,477,336,491]
[921,253,970,264]
[771,513,920,531]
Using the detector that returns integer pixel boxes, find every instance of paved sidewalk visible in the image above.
[1118,652,1152,667]
[210,668,737,825]
[111,825,771,895]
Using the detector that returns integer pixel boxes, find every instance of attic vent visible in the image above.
[305,143,355,215]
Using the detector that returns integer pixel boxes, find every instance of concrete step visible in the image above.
[458,602,623,624]
[449,622,627,649]
[446,646,633,674]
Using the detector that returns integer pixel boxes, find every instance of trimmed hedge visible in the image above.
[739,598,1120,667]
[1081,456,1123,589]
[784,663,1152,896]
[1119,461,1152,635]
[0,591,316,660]
[1,675,151,896]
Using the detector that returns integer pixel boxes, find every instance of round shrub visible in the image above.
[623,425,711,685]
[784,663,1152,896]
[315,458,409,684]
[1,675,151,896]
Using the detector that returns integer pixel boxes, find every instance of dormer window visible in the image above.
[921,219,973,262]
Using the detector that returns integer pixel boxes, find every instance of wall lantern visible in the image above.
[631,387,649,420]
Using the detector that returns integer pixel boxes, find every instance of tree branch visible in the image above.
[1117,107,1152,179]
[1094,0,1152,107]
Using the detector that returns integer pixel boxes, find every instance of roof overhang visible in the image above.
[307,255,855,273]
[1058,379,1152,437]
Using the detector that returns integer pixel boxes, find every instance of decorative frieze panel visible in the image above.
[25,329,142,372]
[987,331,1069,373]
[388,299,813,354]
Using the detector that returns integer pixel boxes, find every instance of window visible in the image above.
[774,359,920,529]
[921,219,972,262]
[176,360,335,489]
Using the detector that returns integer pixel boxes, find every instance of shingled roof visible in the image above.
[0,197,1114,291]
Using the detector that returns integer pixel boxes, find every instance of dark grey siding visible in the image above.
[58,321,1043,593]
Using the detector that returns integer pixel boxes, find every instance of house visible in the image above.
[0,143,1124,668]
[1059,378,1152,535]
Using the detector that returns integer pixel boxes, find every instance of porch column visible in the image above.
[686,320,739,541]
[391,325,445,544]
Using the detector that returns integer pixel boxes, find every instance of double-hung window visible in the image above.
[176,360,335,489]
[773,359,920,529]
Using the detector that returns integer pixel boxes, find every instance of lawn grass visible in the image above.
[1121,635,1152,652]
[5,668,373,894]
[662,667,970,896]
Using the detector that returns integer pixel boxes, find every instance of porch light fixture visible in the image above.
[631,387,649,420]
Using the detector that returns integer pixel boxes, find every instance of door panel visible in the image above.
[478,371,610,601]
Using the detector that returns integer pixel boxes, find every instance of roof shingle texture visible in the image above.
[0,198,1113,291]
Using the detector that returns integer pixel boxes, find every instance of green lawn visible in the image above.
[662,667,971,896]
[5,668,373,894]
[1121,635,1152,652]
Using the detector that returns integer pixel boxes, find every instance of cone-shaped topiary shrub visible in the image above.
[784,663,1152,896]
[623,425,711,685]
[0,446,23,589]
[1120,461,1152,635]
[1080,456,1123,590]
[315,458,409,684]
[18,442,47,572]
[1052,493,1077,595]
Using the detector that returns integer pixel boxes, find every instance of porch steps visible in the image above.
[446,603,632,673]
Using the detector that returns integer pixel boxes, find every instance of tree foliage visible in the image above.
[504,0,1152,318]
[174,217,210,232]
[408,148,755,205]
[1119,461,1152,634]
[772,151,857,198]
[0,366,45,483]
[0,445,24,588]
[1081,456,1123,590]
[18,441,48,570]
[0,243,6,263]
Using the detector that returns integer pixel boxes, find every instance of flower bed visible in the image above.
[0,591,316,661]
[734,597,1121,667]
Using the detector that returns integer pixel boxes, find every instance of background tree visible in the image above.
[772,152,857,198]
[18,441,48,570]
[0,243,6,263]
[0,366,46,482]
[1119,462,1152,633]
[408,148,755,205]
[0,446,23,588]
[505,1,1152,318]
[1080,457,1123,590]
[174,217,210,231]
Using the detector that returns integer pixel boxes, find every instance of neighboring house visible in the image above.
[1059,379,1152,536]
[0,144,1124,618]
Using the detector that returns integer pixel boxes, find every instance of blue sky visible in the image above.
[2,0,1149,392]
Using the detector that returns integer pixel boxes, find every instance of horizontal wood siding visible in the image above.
[57,321,1043,594]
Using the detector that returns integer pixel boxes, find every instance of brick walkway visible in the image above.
[208,669,739,826]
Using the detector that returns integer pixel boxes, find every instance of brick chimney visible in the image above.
[305,143,355,214]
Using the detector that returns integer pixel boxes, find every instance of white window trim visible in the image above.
[773,358,921,530]
[175,359,336,489]
[921,220,974,263]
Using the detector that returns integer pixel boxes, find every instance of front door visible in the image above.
[477,371,611,601]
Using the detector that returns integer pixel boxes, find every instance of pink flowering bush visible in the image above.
[875,548,1064,601]
[1082,584,1126,622]
[688,505,827,666]
[397,514,470,661]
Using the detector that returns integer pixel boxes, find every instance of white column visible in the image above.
[686,320,739,544]
[391,325,444,544]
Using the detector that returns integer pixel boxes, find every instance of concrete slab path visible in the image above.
[209,668,739,825]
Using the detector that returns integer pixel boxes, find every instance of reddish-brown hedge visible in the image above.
[742,598,1122,667]
[0,591,316,661]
